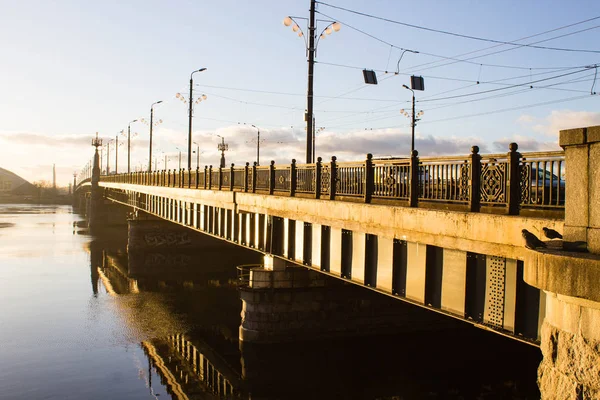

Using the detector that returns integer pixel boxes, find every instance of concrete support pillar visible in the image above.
[560,125,600,252]
[239,256,461,343]
[538,293,600,399]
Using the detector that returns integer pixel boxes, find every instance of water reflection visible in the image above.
[0,204,542,399]
[89,216,541,399]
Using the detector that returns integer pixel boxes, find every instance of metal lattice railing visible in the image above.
[95,144,566,217]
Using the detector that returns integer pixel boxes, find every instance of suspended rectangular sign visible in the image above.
[363,69,378,85]
[411,75,425,91]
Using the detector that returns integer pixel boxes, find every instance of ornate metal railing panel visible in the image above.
[232,168,245,190]
[519,151,565,208]
[255,167,270,191]
[198,171,205,188]
[296,164,315,194]
[419,156,470,203]
[221,170,230,189]
[321,164,330,196]
[336,162,364,197]
[274,166,291,192]
[479,154,509,207]
[210,170,220,189]
[372,160,411,199]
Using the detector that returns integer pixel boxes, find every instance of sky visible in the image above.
[1,0,599,186]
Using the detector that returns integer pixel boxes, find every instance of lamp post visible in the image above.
[216,135,228,168]
[401,85,424,153]
[106,140,111,174]
[186,68,207,171]
[239,123,261,166]
[115,134,119,174]
[283,6,340,164]
[149,100,163,172]
[175,147,182,170]
[193,141,204,169]
[127,119,137,173]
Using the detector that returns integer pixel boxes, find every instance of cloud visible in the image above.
[516,114,536,124]
[491,135,560,153]
[517,110,600,137]
[0,131,92,147]
[184,125,491,166]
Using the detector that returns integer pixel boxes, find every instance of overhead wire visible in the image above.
[316,2,600,54]
[317,9,600,72]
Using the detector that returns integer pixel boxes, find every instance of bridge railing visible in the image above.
[97,143,565,217]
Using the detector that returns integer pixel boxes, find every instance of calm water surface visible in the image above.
[0,204,542,399]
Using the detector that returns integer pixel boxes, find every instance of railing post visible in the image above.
[208,165,213,189]
[180,168,184,188]
[507,142,521,215]
[195,167,199,189]
[244,162,249,192]
[204,166,208,189]
[409,150,419,207]
[315,157,322,199]
[329,156,337,200]
[469,146,482,212]
[252,162,257,193]
[364,153,374,203]
[167,170,171,187]
[290,159,297,197]
[188,168,191,188]
[230,163,235,191]
[269,160,275,195]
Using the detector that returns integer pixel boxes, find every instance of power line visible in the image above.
[321,74,597,127]
[421,95,596,125]
[317,2,600,53]
[418,68,593,102]
[317,9,600,72]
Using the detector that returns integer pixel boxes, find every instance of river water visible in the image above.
[0,204,542,399]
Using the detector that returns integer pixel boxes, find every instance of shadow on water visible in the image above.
[86,215,541,400]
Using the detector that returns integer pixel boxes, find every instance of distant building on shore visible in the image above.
[0,167,37,198]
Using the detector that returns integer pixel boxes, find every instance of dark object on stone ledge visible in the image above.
[543,227,563,240]
[522,229,546,250]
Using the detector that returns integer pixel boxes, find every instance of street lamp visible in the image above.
[126,119,138,173]
[283,4,340,164]
[182,68,207,171]
[193,141,205,169]
[148,100,163,172]
[401,85,424,153]
[175,147,183,170]
[216,134,228,168]
[115,132,122,174]
[239,123,261,166]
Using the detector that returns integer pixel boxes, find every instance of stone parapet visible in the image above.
[560,124,600,253]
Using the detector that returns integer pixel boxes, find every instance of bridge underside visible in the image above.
[99,184,547,345]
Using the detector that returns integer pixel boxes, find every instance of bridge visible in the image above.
[76,125,600,399]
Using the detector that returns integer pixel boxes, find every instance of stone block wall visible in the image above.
[538,292,600,399]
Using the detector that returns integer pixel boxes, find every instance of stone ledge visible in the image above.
[560,127,587,147]
[560,125,600,147]
[588,125,600,143]
[524,250,600,303]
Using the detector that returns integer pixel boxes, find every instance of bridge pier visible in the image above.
[239,255,461,343]
[127,212,263,278]
[529,125,600,399]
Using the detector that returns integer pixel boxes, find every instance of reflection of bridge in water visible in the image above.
[89,234,542,399]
